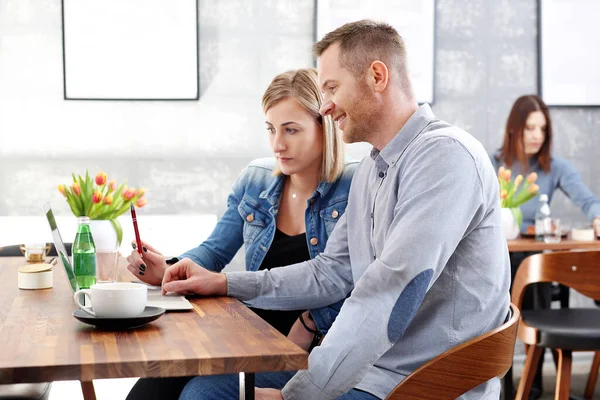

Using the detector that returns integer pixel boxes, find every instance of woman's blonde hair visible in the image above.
[261,68,345,182]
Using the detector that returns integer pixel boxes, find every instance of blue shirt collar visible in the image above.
[371,104,436,168]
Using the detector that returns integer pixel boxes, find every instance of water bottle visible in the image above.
[73,216,97,289]
[534,194,551,242]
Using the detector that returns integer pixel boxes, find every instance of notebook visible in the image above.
[146,285,194,311]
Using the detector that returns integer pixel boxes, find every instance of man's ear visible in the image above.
[370,60,389,93]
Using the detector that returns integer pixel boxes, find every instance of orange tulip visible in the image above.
[103,194,113,205]
[136,197,147,208]
[72,182,81,196]
[95,172,107,186]
[498,166,505,177]
[500,189,508,200]
[527,172,538,184]
[58,185,66,197]
[135,188,146,197]
[503,169,512,181]
[91,191,103,204]
[108,180,117,193]
[122,188,136,201]
[528,184,539,194]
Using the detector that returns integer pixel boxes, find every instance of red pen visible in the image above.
[130,203,143,256]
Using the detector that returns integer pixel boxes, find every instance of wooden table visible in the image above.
[507,234,600,252]
[0,257,307,400]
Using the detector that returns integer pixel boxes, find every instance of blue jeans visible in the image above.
[179,371,381,400]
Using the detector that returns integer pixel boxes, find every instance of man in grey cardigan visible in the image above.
[166,20,511,400]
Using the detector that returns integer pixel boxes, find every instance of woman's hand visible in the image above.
[287,311,317,351]
[593,217,600,237]
[126,241,168,286]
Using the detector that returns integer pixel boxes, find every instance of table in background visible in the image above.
[0,257,307,400]
[507,234,600,252]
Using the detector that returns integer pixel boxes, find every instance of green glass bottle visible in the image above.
[73,216,97,289]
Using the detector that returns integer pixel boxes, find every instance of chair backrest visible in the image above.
[384,303,520,400]
[511,250,600,309]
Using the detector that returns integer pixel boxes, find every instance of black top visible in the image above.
[248,228,310,335]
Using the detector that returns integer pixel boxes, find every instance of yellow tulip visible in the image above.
[500,189,508,200]
[527,172,538,184]
[514,174,523,187]
[72,182,81,196]
[103,194,113,205]
[58,185,66,197]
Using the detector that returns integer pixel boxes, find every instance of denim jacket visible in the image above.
[179,157,358,333]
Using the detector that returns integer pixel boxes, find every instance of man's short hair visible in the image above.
[313,19,413,95]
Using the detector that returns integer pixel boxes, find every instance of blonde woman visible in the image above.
[125,68,357,400]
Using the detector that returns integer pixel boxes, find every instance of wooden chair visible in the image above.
[511,250,600,400]
[384,303,519,400]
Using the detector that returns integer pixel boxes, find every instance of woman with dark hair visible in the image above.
[491,94,600,399]
[493,94,600,232]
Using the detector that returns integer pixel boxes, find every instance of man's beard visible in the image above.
[341,95,381,144]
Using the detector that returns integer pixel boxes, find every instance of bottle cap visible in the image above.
[539,194,548,202]
[77,216,91,224]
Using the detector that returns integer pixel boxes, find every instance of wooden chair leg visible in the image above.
[584,352,600,400]
[516,345,543,400]
[555,349,572,400]
[80,381,97,400]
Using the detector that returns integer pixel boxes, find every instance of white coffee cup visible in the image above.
[74,282,147,318]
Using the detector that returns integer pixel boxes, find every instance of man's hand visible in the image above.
[593,217,600,237]
[161,258,228,296]
[126,241,168,286]
[255,388,283,400]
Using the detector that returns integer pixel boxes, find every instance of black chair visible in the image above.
[0,243,72,258]
[0,246,56,400]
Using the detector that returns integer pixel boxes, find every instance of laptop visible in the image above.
[43,202,192,311]
[43,202,79,293]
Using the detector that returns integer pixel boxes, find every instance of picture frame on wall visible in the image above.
[314,0,436,105]
[62,0,199,101]
[538,0,600,107]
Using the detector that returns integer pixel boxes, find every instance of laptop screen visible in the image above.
[43,202,79,292]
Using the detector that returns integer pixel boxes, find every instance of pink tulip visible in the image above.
[91,191,103,204]
[135,188,146,197]
[503,169,512,181]
[122,188,136,201]
[95,172,107,186]
[136,197,147,208]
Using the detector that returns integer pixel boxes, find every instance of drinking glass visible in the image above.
[544,218,562,244]
[96,250,119,283]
